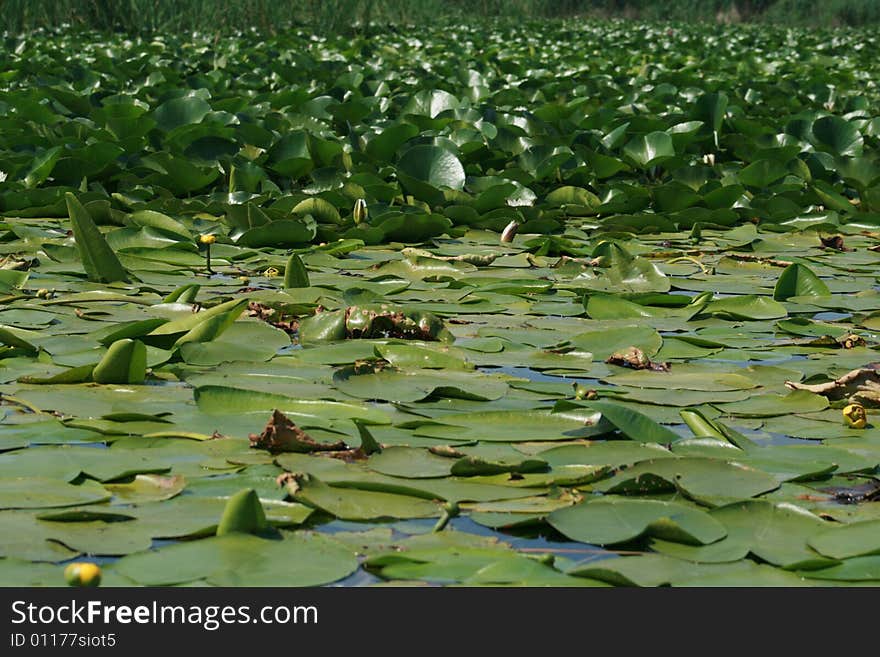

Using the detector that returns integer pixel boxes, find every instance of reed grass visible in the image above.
[0,0,877,35]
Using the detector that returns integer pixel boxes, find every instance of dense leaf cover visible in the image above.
[0,21,879,586]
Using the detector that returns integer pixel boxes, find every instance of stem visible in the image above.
[432,510,452,532]
[2,394,46,415]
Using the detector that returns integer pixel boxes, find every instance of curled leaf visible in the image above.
[249,409,347,454]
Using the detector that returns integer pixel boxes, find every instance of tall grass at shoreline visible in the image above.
[0,0,878,34]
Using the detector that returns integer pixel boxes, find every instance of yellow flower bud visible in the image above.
[199,234,217,245]
[843,403,867,429]
[64,562,102,587]
[353,198,368,223]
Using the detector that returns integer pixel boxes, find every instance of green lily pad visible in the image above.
[548,497,726,546]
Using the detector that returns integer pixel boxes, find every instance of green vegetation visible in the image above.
[1,0,879,34]
[0,18,879,587]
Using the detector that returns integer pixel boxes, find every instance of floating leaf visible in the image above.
[286,473,441,520]
[586,401,681,444]
[115,532,357,586]
[548,498,726,546]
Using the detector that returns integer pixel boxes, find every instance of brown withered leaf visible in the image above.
[785,365,880,406]
[605,346,670,372]
[793,334,867,349]
[316,447,371,462]
[247,302,299,334]
[818,479,880,504]
[819,235,852,251]
[343,305,435,341]
[249,409,347,454]
[428,445,465,458]
[838,334,867,349]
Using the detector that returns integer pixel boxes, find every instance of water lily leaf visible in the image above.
[675,561,813,586]
[0,477,110,510]
[284,253,310,288]
[195,385,389,423]
[574,242,670,294]
[604,368,758,392]
[207,531,357,586]
[128,210,192,239]
[397,144,465,190]
[103,474,186,503]
[333,366,507,403]
[568,326,662,360]
[703,295,787,320]
[92,338,147,384]
[149,298,249,338]
[539,442,675,469]
[651,500,836,569]
[287,473,440,520]
[0,270,29,294]
[24,146,62,188]
[403,89,459,118]
[545,186,600,209]
[809,519,880,560]
[802,555,880,582]
[173,309,243,348]
[297,309,347,345]
[738,159,788,187]
[595,457,779,503]
[812,115,863,157]
[567,553,754,587]
[693,91,727,143]
[736,444,873,482]
[586,401,681,444]
[774,263,831,300]
[65,193,129,283]
[367,544,602,586]
[623,131,675,167]
[365,123,420,161]
[373,212,452,243]
[409,409,610,442]
[374,342,472,370]
[178,319,289,365]
[95,319,169,346]
[0,326,39,352]
[236,219,316,248]
[153,95,211,132]
[548,498,726,546]
[115,531,356,586]
[718,390,830,418]
[216,488,269,536]
[367,447,453,478]
[585,294,705,321]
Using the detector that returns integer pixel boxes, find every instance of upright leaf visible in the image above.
[92,339,147,384]
[773,263,831,301]
[284,254,310,289]
[65,192,129,283]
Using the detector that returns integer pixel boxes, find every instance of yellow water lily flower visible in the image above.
[843,403,867,429]
[64,562,102,587]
